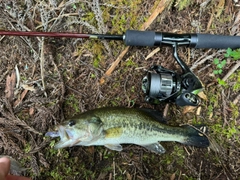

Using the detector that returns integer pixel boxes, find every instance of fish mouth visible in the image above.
[58,126,72,140]
[46,126,81,149]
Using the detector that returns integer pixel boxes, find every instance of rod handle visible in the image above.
[195,34,240,49]
[124,30,160,46]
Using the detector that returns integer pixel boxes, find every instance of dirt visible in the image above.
[0,1,239,180]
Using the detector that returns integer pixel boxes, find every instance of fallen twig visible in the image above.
[221,90,228,127]
[99,0,172,84]
[145,47,160,60]
[163,104,169,118]
[15,65,20,89]
[222,60,240,82]
[0,35,5,42]
[40,38,47,97]
[0,70,9,83]
[191,49,225,71]
[13,89,28,108]
[36,13,79,30]
[233,94,240,105]
[99,46,129,84]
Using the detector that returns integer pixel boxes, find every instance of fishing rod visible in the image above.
[1,30,240,48]
[0,30,123,40]
[1,30,239,106]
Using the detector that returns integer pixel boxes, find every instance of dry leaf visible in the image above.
[183,106,196,114]
[170,173,176,180]
[198,91,208,101]
[5,71,16,101]
[209,112,213,119]
[126,172,132,180]
[21,84,36,91]
[29,107,35,116]
[196,106,202,116]
[86,146,95,154]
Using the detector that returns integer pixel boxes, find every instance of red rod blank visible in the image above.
[0,31,91,38]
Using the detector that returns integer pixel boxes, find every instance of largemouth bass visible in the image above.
[46,107,209,154]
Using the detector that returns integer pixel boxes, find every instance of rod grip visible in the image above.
[124,30,161,46]
[195,34,240,49]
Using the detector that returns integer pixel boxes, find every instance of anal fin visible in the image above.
[143,143,166,154]
[105,144,123,151]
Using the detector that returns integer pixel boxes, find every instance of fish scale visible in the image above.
[46,107,209,154]
[93,109,185,142]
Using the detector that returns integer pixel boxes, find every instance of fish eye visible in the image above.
[68,120,76,127]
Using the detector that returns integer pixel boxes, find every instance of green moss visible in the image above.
[125,58,138,67]
[23,143,31,153]
[93,56,100,68]
[110,96,121,106]
[109,0,143,33]
[230,103,239,120]
[42,145,88,180]
[229,70,240,92]
[64,94,80,116]
[175,0,192,10]
[212,122,239,141]
[75,0,148,68]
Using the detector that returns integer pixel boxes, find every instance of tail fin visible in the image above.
[182,125,209,148]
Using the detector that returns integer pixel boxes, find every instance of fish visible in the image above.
[45,107,209,154]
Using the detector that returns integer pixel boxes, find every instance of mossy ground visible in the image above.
[0,0,239,179]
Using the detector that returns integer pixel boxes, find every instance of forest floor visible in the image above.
[0,0,239,179]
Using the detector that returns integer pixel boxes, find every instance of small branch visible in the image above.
[163,104,169,118]
[40,38,47,97]
[36,13,79,30]
[15,65,20,89]
[99,0,172,84]
[0,70,9,83]
[190,50,225,71]
[0,35,5,42]
[233,93,240,105]
[221,90,228,127]
[99,46,129,84]
[222,60,240,81]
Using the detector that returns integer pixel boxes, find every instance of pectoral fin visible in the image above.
[104,127,123,138]
[105,144,123,151]
[143,143,166,154]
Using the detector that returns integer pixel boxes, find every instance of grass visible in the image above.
[213,48,240,86]
[213,58,226,75]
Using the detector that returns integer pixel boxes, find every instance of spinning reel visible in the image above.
[122,30,240,106]
[142,43,202,106]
